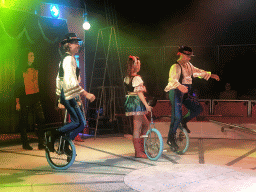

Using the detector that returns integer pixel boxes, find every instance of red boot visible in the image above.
[74,134,83,142]
[140,138,146,153]
[133,138,147,158]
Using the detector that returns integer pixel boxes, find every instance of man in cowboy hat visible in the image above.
[164,46,220,152]
[48,33,95,150]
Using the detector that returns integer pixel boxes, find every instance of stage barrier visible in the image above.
[212,100,251,117]
[153,99,256,119]
[153,99,256,140]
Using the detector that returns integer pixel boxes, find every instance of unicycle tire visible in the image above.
[45,136,76,170]
[175,126,189,155]
[144,128,163,161]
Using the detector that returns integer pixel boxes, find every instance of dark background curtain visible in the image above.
[0,8,68,133]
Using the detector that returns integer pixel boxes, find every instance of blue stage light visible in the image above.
[50,4,59,18]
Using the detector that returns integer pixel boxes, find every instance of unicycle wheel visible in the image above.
[175,126,189,155]
[144,128,163,161]
[45,136,76,170]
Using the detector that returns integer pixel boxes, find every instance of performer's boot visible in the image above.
[20,109,33,150]
[20,125,33,150]
[74,134,84,142]
[22,141,33,150]
[181,119,191,133]
[21,131,33,150]
[140,138,145,153]
[133,138,147,158]
[167,133,179,152]
[38,141,45,150]
[35,101,46,150]
[36,123,45,150]
[46,129,62,152]
[37,126,45,150]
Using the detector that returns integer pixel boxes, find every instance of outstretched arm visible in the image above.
[191,63,220,81]
[210,74,220,81]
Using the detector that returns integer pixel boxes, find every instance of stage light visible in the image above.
[83,12,90,30]
[50,4,59,18]
[83,21,91,30]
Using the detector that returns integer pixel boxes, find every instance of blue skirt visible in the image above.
[124,95,147,116]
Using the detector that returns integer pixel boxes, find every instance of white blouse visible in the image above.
[124,76,146,93]
[164,62,211,92]
[56,55,84,100]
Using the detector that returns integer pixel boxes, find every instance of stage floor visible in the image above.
[0,132,256,191]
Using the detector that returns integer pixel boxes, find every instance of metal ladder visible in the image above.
[87,27,126,138]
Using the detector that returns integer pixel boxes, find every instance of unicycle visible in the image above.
[44,129,76,170]
[143,111,164,161]
[44,109,76,170]
[174,124,190,155]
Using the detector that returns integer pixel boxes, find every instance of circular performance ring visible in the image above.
[175,125,190,155]
[45,136,76,170]
[144,128,164,161]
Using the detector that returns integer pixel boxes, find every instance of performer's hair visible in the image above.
[126,56,140,78]
[63,43,70,52]
[62,39,80,53]
[20,48,34,72]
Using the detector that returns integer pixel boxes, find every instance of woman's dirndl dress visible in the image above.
[124,75,147,116]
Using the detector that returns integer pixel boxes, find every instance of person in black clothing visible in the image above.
[15,49,45,150]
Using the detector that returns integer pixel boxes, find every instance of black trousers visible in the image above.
[168,85,203,137]
[19,93,45,146]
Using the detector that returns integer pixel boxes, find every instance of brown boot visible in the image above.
[133,138,147,158]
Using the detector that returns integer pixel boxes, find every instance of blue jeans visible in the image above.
[168,85,202,138]
[58,90,86,140]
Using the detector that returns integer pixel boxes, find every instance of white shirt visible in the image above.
[56,55,84,100]
[164,62,211,92]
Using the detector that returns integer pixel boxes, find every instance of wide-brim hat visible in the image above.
[178,46,195,56]
[61,33,82,44]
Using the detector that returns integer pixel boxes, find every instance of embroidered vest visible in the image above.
[174,62,192,84]
[125,76,136,92]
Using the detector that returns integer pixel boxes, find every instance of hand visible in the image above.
[16,98,20,111]
[16,103,21,111]
[211,74,220,81]
[178,84,188,93]
[146,105,153,112]
[86,93,96,102]
[58,103,65,109]
[77,101,82,106]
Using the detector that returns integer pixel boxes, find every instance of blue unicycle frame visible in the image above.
[143,111,164,161]
[45,110,76,170]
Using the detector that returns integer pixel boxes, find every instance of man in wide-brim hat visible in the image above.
[61,33,82,44]
[47,33,95,151]
[164,46,220,152]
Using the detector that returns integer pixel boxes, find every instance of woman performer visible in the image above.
[124,56,152,158]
